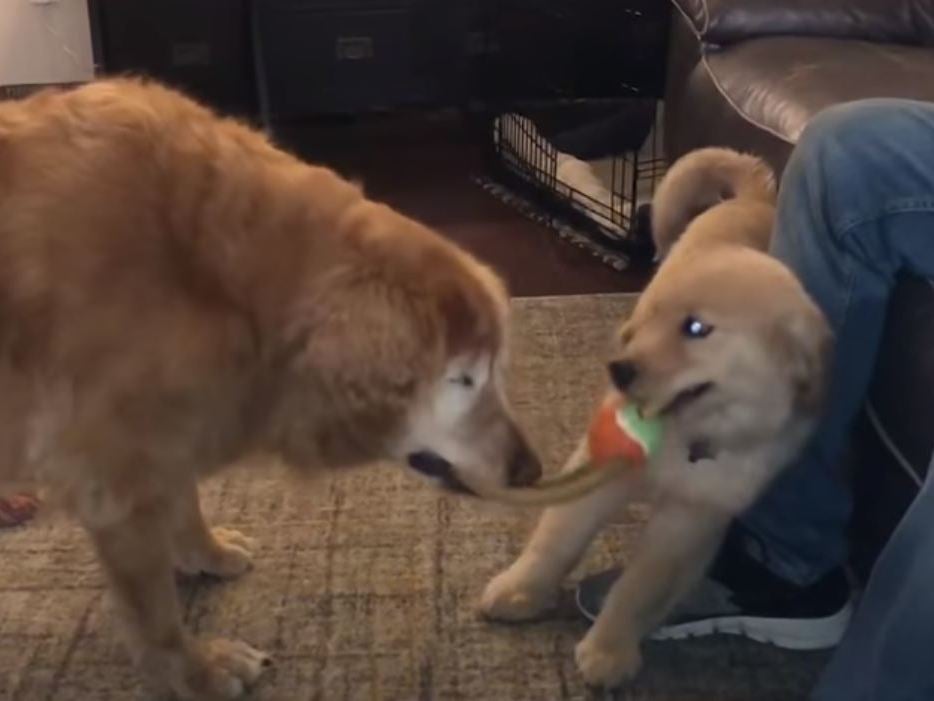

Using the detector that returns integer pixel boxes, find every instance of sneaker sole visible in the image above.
[649,601,853,650]
[576,589,853,651]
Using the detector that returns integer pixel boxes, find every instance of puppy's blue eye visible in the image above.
[682,315,713,339]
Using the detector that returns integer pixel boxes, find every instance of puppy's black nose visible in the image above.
[608,360,638,391]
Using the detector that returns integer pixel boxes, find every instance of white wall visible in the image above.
[0,0,95,87]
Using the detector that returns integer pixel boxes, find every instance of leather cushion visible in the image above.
[704,38,934,145]
[661,7,797,172]
[673,0,934,47]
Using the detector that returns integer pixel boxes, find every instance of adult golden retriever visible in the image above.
[0,79,540,698]
[481,148,832,689]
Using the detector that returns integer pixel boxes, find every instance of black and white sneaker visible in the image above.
[575,527,854,650]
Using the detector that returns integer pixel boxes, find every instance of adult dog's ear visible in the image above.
[266,272,439,465]
[293,274,434,407]
[772,302,833,413]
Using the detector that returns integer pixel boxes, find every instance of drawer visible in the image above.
[257,6,433,116]
[95,0,256,116]
[260,0,419,9]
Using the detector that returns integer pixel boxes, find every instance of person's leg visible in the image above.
[744,98,934,585]
[813,454,934,701]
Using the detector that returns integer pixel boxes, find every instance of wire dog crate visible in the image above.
[469,0,670,267]
[485,98,666,264]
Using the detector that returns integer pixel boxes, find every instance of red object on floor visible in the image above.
[0,494,40,528]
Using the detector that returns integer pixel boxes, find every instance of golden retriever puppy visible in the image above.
[0,79,541,699]
[480,148,831,689]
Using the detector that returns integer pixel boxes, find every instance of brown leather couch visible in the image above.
[662,0,934,584]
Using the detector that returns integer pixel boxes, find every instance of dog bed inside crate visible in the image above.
[484,99,666,267]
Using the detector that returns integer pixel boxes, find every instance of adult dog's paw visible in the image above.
[479,566,557,621]
[155,637,272,700]
[177,527,257,579]
[574,632,642,690]
[206,528,257,577]
[199,638,271,698]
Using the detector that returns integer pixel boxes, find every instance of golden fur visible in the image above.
[651,146,776,258]
[0,78,540,698]
[481,148,832,689]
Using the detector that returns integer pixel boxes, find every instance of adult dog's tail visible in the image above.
[651,147,775,258]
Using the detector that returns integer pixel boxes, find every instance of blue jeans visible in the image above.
[741,99,934,700]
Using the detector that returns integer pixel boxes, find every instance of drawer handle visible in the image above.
[336,37,374,61]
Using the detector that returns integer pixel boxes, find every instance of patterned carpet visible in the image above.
[0,294,827,700]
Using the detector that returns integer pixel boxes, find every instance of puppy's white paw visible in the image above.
[479,566,557,621]
[574,632,642,690]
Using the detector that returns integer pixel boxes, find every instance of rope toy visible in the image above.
[459,393,663,506]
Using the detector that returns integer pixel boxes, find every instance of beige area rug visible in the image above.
[0,294,827,700]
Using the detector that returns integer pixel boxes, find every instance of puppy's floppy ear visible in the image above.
[771,302,833,412]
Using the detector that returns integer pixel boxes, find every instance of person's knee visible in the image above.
[794,99,922,175]
[803,100,882,143]
[781,99,928,236]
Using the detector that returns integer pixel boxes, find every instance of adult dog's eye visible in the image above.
[449,374,475,388]
[682,315,714,339]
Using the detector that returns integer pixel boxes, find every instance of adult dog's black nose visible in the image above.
[608,360,638,391]
[507,448,543,488]
[407,451,452,478]
[407,452,474,495]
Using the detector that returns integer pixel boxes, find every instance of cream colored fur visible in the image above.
[480,148,831,689]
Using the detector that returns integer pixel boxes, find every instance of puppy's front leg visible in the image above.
[575,498,729,689]
[87,499,270,699]
[481,437,637,621]
[171,480,257,579]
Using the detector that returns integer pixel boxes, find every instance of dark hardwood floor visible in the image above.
[274,112,651,297]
